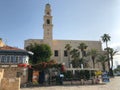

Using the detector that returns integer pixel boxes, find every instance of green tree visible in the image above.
[78,43,88,68]
[101,34,111,48]
[70,49,80,67]
[105,48,118,69]
[65,44,72,67]
[78,43,88,58]
[101,33,111,72]
[88,49,98,68]
[106,47,118,76]
[26,43,52,64]
[97,54,108,71]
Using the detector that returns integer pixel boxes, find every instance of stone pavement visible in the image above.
[21,77,120,90]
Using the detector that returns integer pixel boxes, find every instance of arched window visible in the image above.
[46,19,50,24]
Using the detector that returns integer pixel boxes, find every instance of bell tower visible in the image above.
[43,4,53,46]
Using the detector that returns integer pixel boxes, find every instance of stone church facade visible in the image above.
[24,4,102,68]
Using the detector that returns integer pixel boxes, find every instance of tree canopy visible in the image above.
[101,33,111,48]
[101,33,111,72]
[65,44,72,67]
[26,43,52,64]
[88,49,98,68]
[97,54,108,71]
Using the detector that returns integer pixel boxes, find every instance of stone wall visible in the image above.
[0,69,4,86]
[25,39,103,69]
[1,78,20,90]
[0,65,28,84]
[0,69,21,90]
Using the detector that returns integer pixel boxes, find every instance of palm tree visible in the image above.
[78,43,88,58]
[70,49,80,67]
[65,44,72,68]
[101,34,111,72]
[109,48,118,68]
[78,43,88,68]
[88,49,98,68]
[97,54,108,71]
[101,34,111,48]
[105,48,118,69]
[70,49,79,60]
[107,47,118,76]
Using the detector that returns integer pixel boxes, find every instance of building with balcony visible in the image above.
[0,39,31,84]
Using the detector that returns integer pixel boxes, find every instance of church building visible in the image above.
[24,4,102,68]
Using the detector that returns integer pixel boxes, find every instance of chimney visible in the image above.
[0,38,5,47]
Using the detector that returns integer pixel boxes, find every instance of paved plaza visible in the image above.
[21,76,120,90]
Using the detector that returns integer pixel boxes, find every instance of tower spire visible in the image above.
[43,3,53,46]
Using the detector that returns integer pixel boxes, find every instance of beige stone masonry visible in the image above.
[0,69,4,87]
[0,66,28,84]
[0,69,21,90]
[1,78,21,90]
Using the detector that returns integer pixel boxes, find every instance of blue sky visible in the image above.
[0,0,120,51]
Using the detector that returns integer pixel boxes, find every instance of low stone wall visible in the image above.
[0,65,28,84]
[1,78,21,90]
[0,69,21,90]
[0,69,4,86]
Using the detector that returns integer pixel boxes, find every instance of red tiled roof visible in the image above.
[0,45,24,51]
